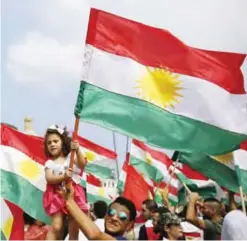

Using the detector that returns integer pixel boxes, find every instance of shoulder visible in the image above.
[204,219,220,232]
[44,160,54,169]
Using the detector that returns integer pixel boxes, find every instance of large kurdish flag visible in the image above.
[75,8,247,155]
[0,125,117,223]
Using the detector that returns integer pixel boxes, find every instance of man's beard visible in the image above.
[105,227,124,237]
[203,214,212,220]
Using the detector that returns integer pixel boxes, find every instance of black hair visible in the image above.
[93,200,108,218]
[44,125,71,158]
[204,197,221,204]
[153,206,170,214]
[110,197,137,221]
[142,199,158,211]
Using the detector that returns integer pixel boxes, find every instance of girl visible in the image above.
[43,125,88,240]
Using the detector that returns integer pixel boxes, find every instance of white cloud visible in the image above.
[7,31,84,85]
[6,0,247,89]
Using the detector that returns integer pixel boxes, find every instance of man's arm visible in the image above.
[66,199,115,240]
[186,193,206,230]
[228,191,238,211]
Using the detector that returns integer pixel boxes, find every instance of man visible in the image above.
[60,182,136,240]
[186,192,223,240]
[138,199,158,240]
[66,200,108,240]
[157,212,184,240]
[152,207,170,240]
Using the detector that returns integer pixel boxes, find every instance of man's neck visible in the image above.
[211,215,222,222]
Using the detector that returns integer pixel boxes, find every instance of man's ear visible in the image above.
[164,225,169,233]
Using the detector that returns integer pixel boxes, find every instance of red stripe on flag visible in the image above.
[240,139,247,151]
[178,163,208,181]
[86,174,102,187]
[0,125,46,165]
[86,8,246,94]
[5,200,24,240]
[77,134,117,159]
[1,124,117,166]
[133,139,173,167]
[157,182,178,196]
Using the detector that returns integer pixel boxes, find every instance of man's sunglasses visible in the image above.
[107,208,128,222]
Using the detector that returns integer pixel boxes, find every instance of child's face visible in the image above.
[46,133,63,158]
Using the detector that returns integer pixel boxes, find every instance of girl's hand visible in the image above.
[64,168,73,180]
[71,140,80,151]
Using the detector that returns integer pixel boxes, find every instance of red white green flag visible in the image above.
[75,8,247,155]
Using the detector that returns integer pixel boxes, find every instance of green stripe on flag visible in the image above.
[0,231,7,241]
[0,169,50,224]
[235,166,247,193]
[85,164,112,179]
[178,186,217,206]
[175,172,198,190]
[178,152,239,193]
[130,156,164,182]
[74,82,246,155]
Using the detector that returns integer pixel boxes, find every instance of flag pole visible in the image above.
[112,131,120,180]
[125,136,129,155]
[159,152,180,201]
[239,186,246,214]
[69,116,80,169]
[171,151,191,194]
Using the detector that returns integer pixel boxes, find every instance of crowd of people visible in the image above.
[21,124,247,240]
[52,182,247,240]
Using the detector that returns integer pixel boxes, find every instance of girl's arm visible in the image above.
[45,168,71,185]
[71,141,87,169]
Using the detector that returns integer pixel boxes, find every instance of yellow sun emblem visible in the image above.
[84,151,96,163]
[3,216,14,240]
[212,152,233,165]
[136,67,183,109]
[18,159,41,180]
[98,187,105,197]
[145,153,153,165]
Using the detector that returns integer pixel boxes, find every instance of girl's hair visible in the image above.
[44,125,71,158]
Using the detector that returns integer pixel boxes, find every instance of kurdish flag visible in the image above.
[129,140,179,205]
[85,174,113,205]
[178,145,247,193]
[172,163,225,204]
[75,8,247,155]
[0,199,24,240]
[0,124,117,223]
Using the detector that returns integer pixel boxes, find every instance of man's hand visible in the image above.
[189,192,200,202]
[57,180,74,201]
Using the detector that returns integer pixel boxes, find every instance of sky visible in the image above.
[1,0,247,170]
